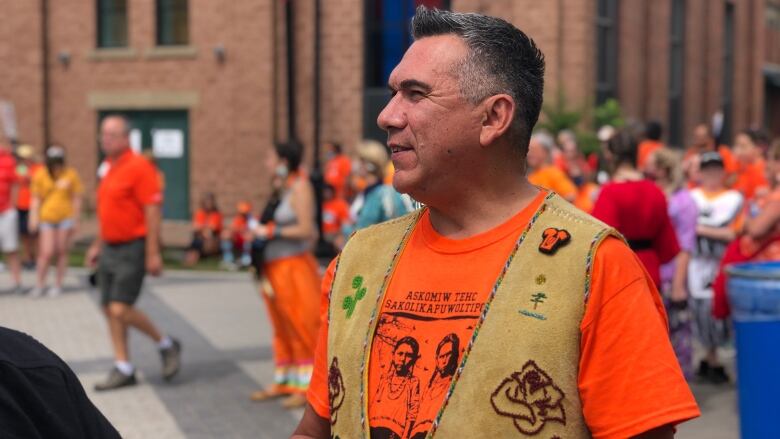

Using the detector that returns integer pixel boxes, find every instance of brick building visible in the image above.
[0,0,777,226]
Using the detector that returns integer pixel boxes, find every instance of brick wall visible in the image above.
[44,0,275,215]
[1,0,773,226]
[0,0,44,148]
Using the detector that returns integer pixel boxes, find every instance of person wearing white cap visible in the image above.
[14,144,43,269]
[29,145,84,298]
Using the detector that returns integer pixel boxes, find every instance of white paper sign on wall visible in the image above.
[152,129,184,158]
[0,101,18,141]
[130,129,142,153]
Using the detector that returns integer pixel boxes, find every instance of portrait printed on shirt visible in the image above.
[369,290,485,439]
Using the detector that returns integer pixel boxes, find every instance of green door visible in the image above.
[99,110,190,220]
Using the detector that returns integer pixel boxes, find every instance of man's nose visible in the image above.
[377,93,405,132]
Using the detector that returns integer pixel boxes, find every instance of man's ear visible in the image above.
[479,94,516,147]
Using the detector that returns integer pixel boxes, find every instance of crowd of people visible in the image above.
[0,142,84,298]
[529,120,780,384]
[183,138,413,271]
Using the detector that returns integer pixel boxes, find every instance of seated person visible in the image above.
[221,201,254,269]
[184,193,223,266]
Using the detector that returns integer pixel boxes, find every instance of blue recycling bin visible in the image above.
[727,261,780,439]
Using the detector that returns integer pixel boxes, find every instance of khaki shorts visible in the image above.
[98,239,146,306]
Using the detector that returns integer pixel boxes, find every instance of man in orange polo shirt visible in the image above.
[86,115,181,391]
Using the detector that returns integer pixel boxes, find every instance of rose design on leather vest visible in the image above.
[328,357,346,427]
[490,360,566,435]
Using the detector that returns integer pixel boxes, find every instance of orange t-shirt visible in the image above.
[637,140,663,169]
[322,198,350,235]
[528,165,577,200]
[193,209,223,234]
[325,155,353,200]
[15,163,43,211]
[307,191,699,438]
[733,159,768,200]
[97,149,163,243]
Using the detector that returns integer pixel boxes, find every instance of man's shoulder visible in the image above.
[350,209,420,238]
[545,193,614,231]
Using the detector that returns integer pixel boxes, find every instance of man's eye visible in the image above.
[407,90,425,99]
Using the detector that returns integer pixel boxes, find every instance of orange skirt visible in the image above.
[261,252,322,394]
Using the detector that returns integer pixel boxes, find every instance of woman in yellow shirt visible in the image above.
[29,146,83,297]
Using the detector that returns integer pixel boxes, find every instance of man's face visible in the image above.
[700,165,725,189]
[693,125,712,149]
[733,133,757,163]
[393,343,416,375]
[99,117,130,157]
[377,35,483,203]
[526,139,548,170]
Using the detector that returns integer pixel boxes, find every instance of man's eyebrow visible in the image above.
[388,79,433,93]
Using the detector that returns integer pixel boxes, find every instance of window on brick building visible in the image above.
[668,0,686,147]
[364,0,450,88]
[97,0,128,48]
[157,0,189,46]
[595,0,619,105]
[363,0,450,141]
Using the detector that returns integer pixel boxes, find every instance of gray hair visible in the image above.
[101,113,132,136]
[411,7,545,153]
[531,132,555,154]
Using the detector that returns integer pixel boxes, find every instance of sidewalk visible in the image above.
[0,269,739,438]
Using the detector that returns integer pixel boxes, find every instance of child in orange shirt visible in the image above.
[220,201,253,269]
[321,184,350,250]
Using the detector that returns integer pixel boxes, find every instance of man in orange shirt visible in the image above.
[293,7,698,439]
[637,120,664,170]
[527,132,577,202]
[86,115,181,391]
[684,123,738,187]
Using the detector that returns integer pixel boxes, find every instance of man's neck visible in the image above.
[108,147,131,161]
[427,174,539,239]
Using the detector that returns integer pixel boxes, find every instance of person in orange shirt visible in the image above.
[526,132,577,202]
[293,8,698,439]
[683,123,738,187]
[323,142,352,201]
[86,115,181,391]
[220,201,253,269]
[14,144,43,268]
[321,184,350,250]
[183,192,223,267]
[637,120,664,171]
[732,129,769,200]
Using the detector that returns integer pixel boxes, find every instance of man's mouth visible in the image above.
[390,144,413,154]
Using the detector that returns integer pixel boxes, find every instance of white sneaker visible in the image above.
[47,286,62,298]
[29,287,45,298]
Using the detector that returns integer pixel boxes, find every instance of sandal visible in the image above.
[281,393,307,409]
[249,387,288,402]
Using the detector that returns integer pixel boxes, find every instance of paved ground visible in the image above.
[0,268,739,438]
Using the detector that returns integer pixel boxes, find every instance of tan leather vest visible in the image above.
[326,194,619,438]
